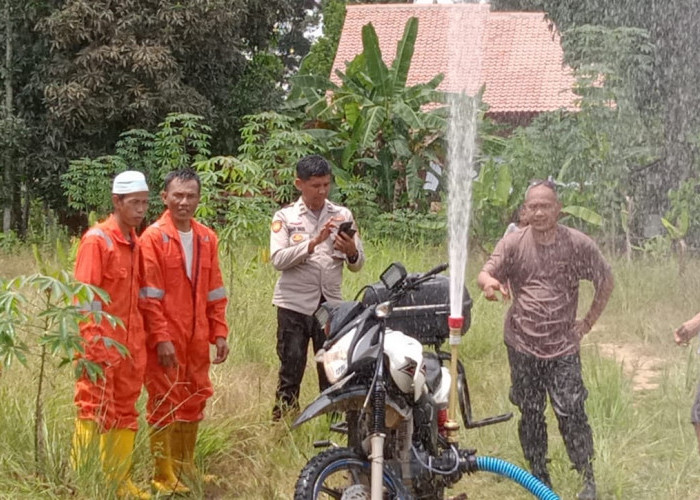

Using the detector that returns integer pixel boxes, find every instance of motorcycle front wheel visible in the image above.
[294,447,407,500]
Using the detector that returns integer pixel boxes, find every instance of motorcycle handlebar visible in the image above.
[423,263,448,277]
[399,263,448,293]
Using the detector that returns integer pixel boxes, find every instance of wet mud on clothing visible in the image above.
[507,346,594,474]
[483,225,611,358]
[273,306,330,419]
[692,380,700,424]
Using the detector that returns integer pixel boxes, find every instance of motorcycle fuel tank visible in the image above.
[384,329,426,402]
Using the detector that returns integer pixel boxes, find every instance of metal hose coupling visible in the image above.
[424,446,478,476]
[458,448,479,474]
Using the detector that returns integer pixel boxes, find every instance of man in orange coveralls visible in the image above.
[71,170,151,499]
[139,168,229,494]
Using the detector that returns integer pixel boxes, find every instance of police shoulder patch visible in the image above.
[271,220,283,233]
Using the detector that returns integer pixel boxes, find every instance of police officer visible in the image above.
[270,155,364,420]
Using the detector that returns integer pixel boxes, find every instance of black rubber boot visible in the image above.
[530,462,552,489]
[576,468,597,500]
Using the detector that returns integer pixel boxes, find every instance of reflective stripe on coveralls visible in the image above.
[78,301,103,313]
[140,287,165,300]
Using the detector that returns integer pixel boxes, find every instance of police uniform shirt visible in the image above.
[270,197,364,316]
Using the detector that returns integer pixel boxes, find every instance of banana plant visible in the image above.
[291,17,447,211]
[561,205,603,226]
[471,159,515,248]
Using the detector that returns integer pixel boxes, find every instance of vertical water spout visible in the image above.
[447,92,478,318]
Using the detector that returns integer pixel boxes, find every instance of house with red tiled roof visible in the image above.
[332,3,577,125]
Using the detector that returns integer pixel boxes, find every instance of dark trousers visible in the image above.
[273,307,330,419]
[507,346,594,477]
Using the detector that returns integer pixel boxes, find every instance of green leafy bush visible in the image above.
[369,209,446,245]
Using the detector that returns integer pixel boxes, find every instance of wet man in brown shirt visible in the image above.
[478,180,614,500]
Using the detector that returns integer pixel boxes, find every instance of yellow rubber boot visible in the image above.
[149,425,190,494]
[171,422,216,483]
[70,418,99,471]
[100,429,151,499]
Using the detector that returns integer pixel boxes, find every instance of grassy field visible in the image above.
[2,241,700,499]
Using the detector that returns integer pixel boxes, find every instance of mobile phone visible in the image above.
[338,221,356,237]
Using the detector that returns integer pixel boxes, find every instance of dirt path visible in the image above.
[594,342,665,391]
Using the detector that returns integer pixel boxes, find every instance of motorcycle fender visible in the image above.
[292,386,411,428]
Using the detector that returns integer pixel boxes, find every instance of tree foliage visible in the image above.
[298,0,346,78]
[299,0,416,79]
[8,0,690,253]
[194,111,320,250]
[493,26,657,248]
[224,52,286,151]
[2,0,307,235]
[61,111,321,245]
[40,0,251,148]
[0,0,60,236]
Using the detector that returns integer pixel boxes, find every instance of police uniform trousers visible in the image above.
[273,305,331,420]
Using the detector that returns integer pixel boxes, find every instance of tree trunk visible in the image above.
[391,160,404,211]
[2,0,13,233]
[35,342,47,476]
[624,196,633,262]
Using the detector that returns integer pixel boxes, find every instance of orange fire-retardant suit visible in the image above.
[74,214,146,431]
[138,210,228,426]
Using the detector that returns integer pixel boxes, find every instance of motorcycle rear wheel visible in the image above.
[294,447,407,500]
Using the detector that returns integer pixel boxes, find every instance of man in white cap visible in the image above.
[71,170,151,498]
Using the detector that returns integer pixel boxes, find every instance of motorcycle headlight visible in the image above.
[375,301,392,318]
[313,305,331,336]
[322,328,355,384]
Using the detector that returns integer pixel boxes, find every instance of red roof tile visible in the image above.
[332,4,577,115]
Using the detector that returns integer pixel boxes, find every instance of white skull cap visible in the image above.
[112,170,149,194]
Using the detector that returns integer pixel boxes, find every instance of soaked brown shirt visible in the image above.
[482,224,611,359]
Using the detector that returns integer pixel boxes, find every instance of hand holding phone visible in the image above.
[338,221,356,238]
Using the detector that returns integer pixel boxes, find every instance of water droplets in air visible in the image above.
[446,4,482,318]
[447,94,478,318]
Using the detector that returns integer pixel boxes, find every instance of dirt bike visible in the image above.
[291,262,521,499]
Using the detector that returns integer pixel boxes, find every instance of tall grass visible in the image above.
[2,243,700,498]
